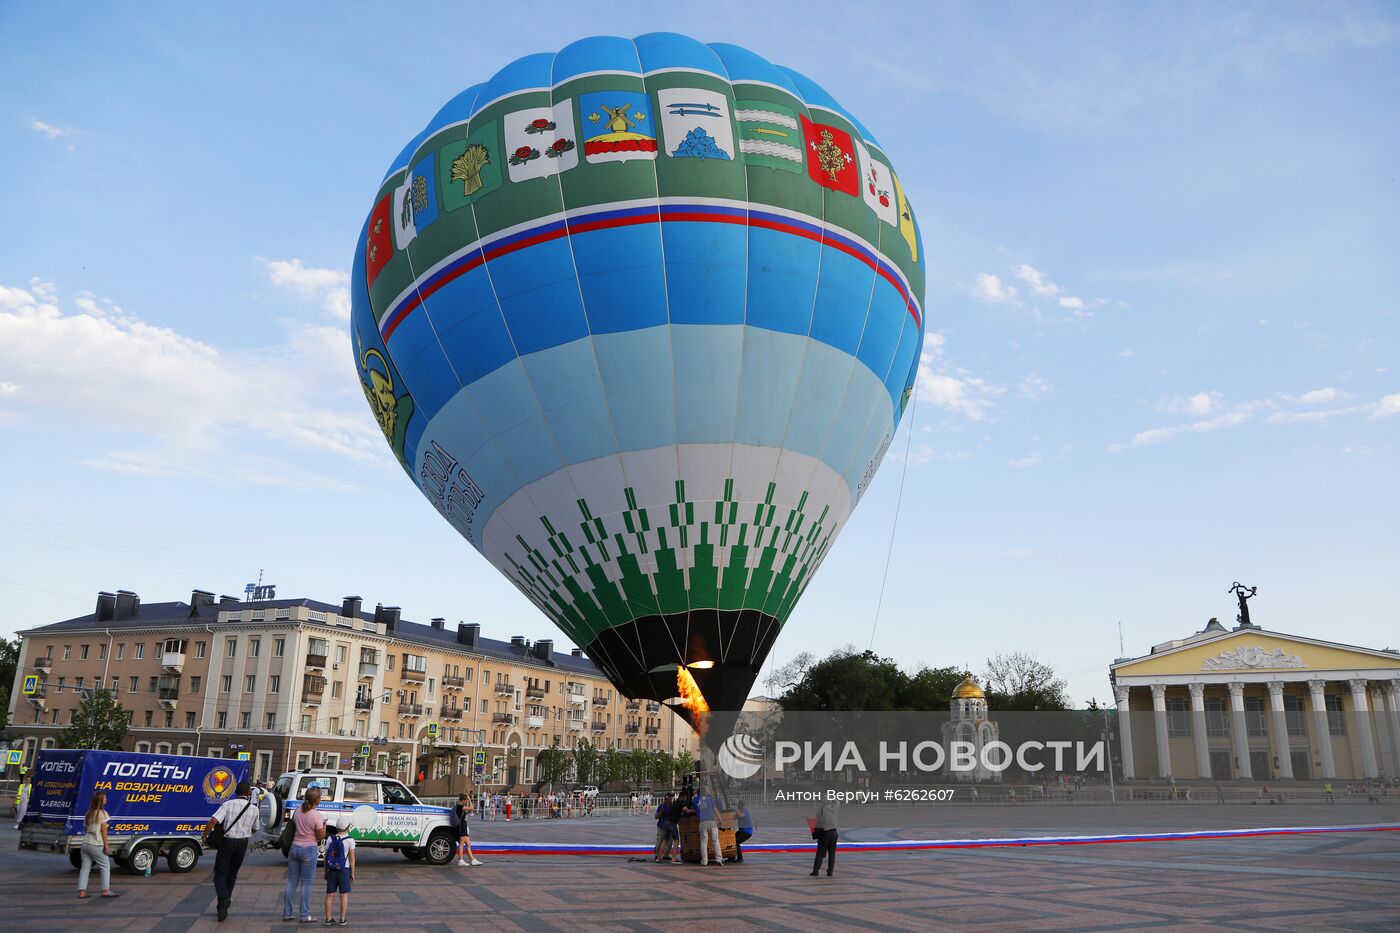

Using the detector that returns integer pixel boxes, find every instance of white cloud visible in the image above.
[0,279,383,484]
[969,273,1018,304]
[1019,372,1052,400]
[1013,264,1061,297]
[262,258,351,321]
[1009,453,1042,468]
[1119,400,1271,448]
[1289,387,1340,405]
[915,332,1002,421]
[1116,349,1135,358]
[1162,391,1222,416]
[1371,394,1400,419]
[1058,296,1085,310]
[29,118,74,139]
[1266,407,1357,425]
[894,446,973,466]
[0,381,18,397]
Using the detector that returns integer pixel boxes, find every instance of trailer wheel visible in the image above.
[69,849,83,870]
[125,843,158,876]
[167,841,200,873]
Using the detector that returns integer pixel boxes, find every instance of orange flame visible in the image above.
[676,665,710,740]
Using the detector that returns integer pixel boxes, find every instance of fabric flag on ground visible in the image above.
[799,115,858,196]
[365,193,393,286]
[734,100,804,172]
[657,88,734,161]
[856,142,898,226]
[393,152,440,249]
[893,170,918,262]
[503,103,579,182]
[438,120,502,212]
[579,91,657,164]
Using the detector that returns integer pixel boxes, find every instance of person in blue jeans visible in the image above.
[284,787,327,922]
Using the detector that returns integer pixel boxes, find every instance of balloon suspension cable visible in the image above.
[869,375,920,651]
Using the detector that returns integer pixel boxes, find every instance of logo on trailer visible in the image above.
[202,767,237,803]
[718,731,765,780]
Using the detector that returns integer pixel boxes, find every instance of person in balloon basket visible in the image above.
[653,792,676,862]
[323,818,356,926]
[809,800,840,877]
[693,785,725,866]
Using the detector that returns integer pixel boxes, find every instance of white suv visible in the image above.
[272,770,457,865]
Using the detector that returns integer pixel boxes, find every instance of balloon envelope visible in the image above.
[352,33,925,716]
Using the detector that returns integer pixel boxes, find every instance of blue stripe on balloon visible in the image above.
[660,221,747,325]
[383,307,460,418]
[707,43,807,97]
[636,33,730,76]
[485,237,591,356]
[552,34,642,85]
[884,312,922,409]
[476,52,555,115]
[775,66,879,148]
[568,223,668,335]
[744,225,821,337]
[855,279,906,387]
[423,262,516,388]
[808,245,876,357]
[423,83,485,137]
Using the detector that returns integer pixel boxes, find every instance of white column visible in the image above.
[1266,681,1293,779]
[1385,679,1400,778]
[1349,679,1379,778]
[1150,684,1172,779]
[1228,682,1251,780]
[1114,685,1136,780]
[1308,679,1336,780]
[1188,682,1211,779]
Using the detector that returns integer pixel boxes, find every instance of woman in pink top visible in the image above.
[283,786,327,922]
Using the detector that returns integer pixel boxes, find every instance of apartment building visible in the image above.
[6,588,696,786]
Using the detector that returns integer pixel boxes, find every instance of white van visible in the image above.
[272,769,457,865]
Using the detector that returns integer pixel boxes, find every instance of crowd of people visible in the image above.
[472,789,599,820]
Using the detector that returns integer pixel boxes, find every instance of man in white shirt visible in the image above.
[205,781,260,923]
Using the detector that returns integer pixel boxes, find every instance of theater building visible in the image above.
[1110,619,1400,781]
[6,588,695,785]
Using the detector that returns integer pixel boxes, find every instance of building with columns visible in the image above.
[1110,618,1400,781]
[941,672,1001,782]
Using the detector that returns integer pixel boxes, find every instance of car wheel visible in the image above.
[166,841,200,873]
[424,831,456,866]
[125,843,158,876]
[402,846,425,861]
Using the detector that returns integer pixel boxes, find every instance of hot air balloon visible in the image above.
[352,33,924,736]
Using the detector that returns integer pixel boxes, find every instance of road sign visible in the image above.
[474,764,484,775]
[6,750,22,766]
[360,744,371,756]
[22,675,38,695]
[426,722,439,738]
[236,752,251,761]
[473,749,486,765]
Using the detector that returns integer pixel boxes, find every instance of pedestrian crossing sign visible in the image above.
[237,752,251,761]
[474,749,486,765]
[22,675,38,695]
[427,722,439,737]
[5,750,21,766]
[360,744,371,756]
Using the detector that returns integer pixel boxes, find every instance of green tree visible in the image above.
[536,738,571,787]
[982,652,1070,711]
[597,744,626,789]
[571,737,598,785]
[58,688,128,750]
[674,749,695,783]
[0,637,19,698]
[0,685,8,731]
[650,749,675,787]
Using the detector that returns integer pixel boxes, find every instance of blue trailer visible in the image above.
[18,748,250,876]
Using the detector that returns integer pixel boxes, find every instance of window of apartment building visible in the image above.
[398,723,406,738]
[217,711,227,729]
[378,721,389,738]
[116,643,125,660]
[195,641,207,659]
[98,643,106,660]
[464,668,472,683]
[164,711,173,728]
[1166,698,1189,737]
[331,681,343,699]
[336,644,347,665]
[274,638,284,657]
[301,714,312,731]
[404,654,427,674]
[134,644,144,660]
[57,676,65,691]
[129,676,138,693]
[245,675,256,692]
[329,717,340,733]
[221,676,232,693]
[481,699,488,713]
[148,676,158,693]
[185,712,196,729]
[269,675,280,693]
[428,678,435,694]
[124,710,133,724]
[226,638,237,658]
[76,676,85,689]
[1325,695,1347,735]
[62,645,71,660]
[135,741,151,753]
[189,676,201,693]
[266,712,276,730]
[110,677,119,692]
[144,710,153,727]
[386,654,395,671]
[240,712,251,730]
[249,638,260,658]
[483,669,490,683]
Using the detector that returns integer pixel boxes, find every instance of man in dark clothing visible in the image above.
[204,781,260,922]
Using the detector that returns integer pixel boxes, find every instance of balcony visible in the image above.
[591,720,607,732]
[567,692,587,706]
[591,696,609,708]
[646,725,660,736]
[495,681,515,696]
[401,667,426,683]
[625,699,641,711]
[32,657,51,672]
[397,703,424,717]
[358,662,378,681]
[162,651,185,671]
[354,696,374,711]
[441,706,463,720]
[566,717,584,730]
[443,674,466,689]
[302,675,326,704]
[525,715,545,729]
[646,702,661,713]
[305,653,327,670]
[526,683,546,699]
[626,722,640,735]
[27,687,47,708]
[492,712,516,725]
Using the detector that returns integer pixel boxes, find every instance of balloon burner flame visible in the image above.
[676,665,710,740]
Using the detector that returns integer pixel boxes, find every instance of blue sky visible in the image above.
[1,2,1396,706]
